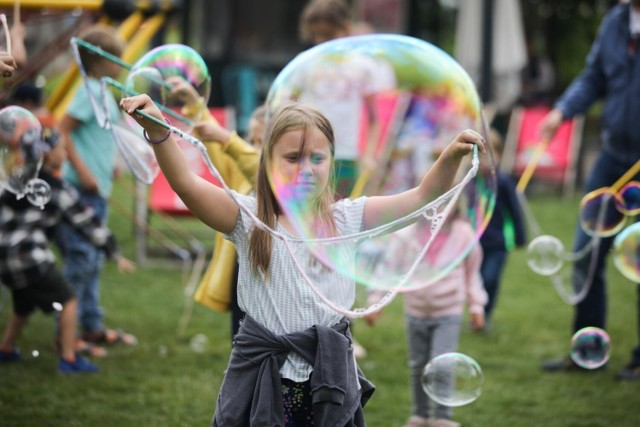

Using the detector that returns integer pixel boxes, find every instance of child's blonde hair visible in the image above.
[299,0,351,42]
[250,102,337,276]
[78,24,124,74]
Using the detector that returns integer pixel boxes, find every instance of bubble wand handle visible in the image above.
[349,168,370,198]
[581,158,640,209]
[610,159,640,193]
[75,38,174,93]
[516,137,550,193]
[72,37,131,70]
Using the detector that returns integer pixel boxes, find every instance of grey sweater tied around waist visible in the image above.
[213,315,375,426]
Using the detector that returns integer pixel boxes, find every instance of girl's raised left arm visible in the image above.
[120,94,239,234]
[363,129,485,230]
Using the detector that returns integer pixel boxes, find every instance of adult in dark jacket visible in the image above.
[539,0,640,380]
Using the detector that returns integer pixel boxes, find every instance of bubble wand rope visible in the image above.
[563,161,640,267]
[132,108,480,316]
[545,160,640,304]
[513,140,599,304]
[553,160,640,304]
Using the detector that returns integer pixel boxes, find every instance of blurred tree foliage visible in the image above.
[520,0,615,96]
[407,0,617,97]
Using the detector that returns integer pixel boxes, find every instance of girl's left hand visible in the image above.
[443,129,486,160]
[119,94,167,140]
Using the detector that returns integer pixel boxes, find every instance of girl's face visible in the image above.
[269,126,332,205]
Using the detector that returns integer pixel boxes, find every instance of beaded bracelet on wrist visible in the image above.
[143,118,172,145]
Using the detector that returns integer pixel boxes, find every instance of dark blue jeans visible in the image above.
[633,284,640,365]
[55,191,108,333]
[571,151,640,333]
[480,249,508,319]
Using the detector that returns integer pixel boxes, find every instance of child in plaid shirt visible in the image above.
[0,127,133,373]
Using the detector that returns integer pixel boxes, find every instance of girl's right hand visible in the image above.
[442,129,486,161]
[119,95,167,141]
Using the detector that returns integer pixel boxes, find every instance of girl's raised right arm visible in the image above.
[120,94,239,234]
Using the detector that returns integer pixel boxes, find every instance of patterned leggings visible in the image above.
[281,378,314,426]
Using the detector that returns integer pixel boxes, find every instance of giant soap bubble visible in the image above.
[264,34,496,307]
[128,44,212,130]
[0,106,51,207]
[579,188,626,237]
[616,181,640,216]
[612,222,640,283]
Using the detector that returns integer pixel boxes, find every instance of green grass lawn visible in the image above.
[1,179,639,426]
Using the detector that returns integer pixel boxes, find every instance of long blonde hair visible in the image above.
[249,102,337,276]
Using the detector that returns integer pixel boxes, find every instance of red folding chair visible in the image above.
[502,106,584,198]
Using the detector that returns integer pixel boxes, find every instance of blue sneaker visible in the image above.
[0,347,20,362]
[58,355,99,374]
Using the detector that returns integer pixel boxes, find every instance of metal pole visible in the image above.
[480,0,494,103]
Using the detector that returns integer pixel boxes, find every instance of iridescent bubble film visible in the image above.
[616,181,640,216]
[579,188,626,237]
[130,44,211,129]
[124,66,168,105]
[612,222,640,283]
[421,352,484,407]
[570,327,610,370]
[264,34,495,300]
[0,106,44,196]
[527,235,565,276]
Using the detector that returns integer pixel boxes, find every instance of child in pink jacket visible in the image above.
[366,212,487,427]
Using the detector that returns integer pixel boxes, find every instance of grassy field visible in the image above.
[1,178,639,427]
